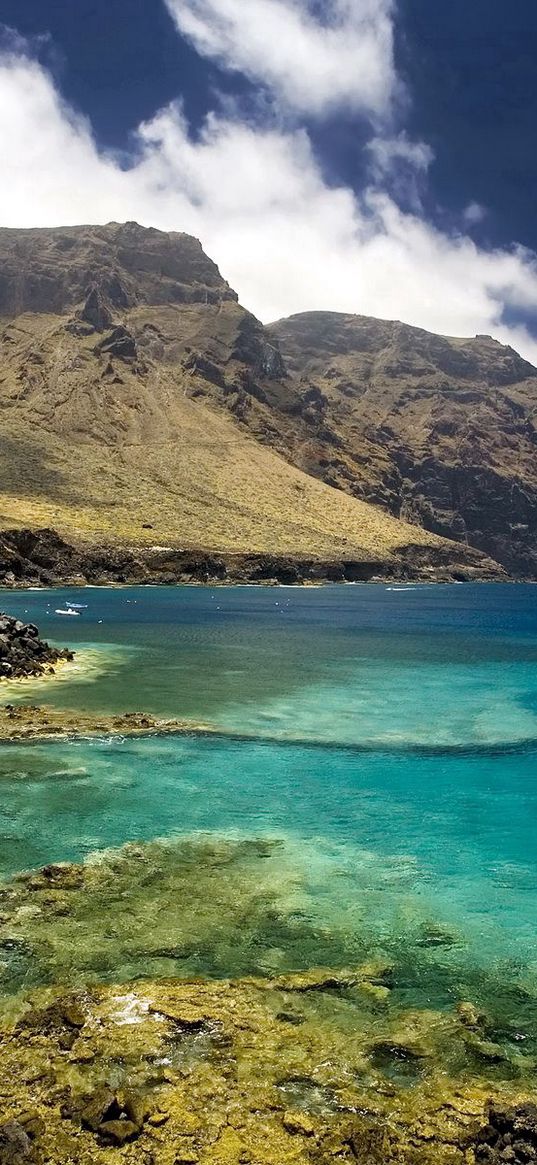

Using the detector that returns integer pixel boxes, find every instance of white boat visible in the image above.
[65,602,88,609]
[55,609,80,616]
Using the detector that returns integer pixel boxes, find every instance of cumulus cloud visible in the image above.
[164,0,397,119]
[1,48,537,363]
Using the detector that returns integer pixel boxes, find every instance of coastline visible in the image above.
[0,591,534,1164]
[0,527,507,589]
[0,703,214,743]
[0,973,531,1165]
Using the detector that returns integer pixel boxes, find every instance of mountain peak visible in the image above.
[0,222,238,320]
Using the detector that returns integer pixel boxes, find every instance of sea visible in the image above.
[0,582,536,1069]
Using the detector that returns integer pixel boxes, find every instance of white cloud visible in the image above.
[164,0,397,119]
[1,49,537,364]
[464,201,487,225]
[366,132,434,211]
[367,132,434,178]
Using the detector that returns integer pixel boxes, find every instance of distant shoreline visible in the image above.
[0,527,507,589]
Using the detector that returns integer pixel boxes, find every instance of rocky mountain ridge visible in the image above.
[0,221,527,580]
[265,312,537,576]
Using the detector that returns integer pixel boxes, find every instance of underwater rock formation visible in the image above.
[0,977,534,1165]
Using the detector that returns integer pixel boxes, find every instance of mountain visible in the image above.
[265,312,537,577]
[0,222,510,583]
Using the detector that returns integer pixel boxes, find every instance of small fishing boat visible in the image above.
[65,602,88,609]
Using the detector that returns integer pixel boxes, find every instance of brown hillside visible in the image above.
[0,224,504,578]
[266,312,537,576]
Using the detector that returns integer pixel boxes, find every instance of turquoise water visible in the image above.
[1,583,537,998]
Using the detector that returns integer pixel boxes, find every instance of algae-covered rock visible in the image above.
[80,1087,121,1131]
[465,1034,509,1064]
[98,1118,139,1144]
[269,959,394,994]
[282,1111,316,1136]
[457,1001,487,1030]
[0,977,534,1165]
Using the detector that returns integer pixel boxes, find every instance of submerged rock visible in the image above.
[0,976,534,1165]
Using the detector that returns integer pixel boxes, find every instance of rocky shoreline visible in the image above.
[0,528,506,589]
[0,704,212,742]
[0,614,73,680]
[0,971,535,1165]
[0,834,536,1164]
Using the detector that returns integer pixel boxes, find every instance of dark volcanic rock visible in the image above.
[0,527,502,588]
[78,286,113,332]
[0,1122,36,1165]
[96,324,137,361]
[0,222,237,317]
[0,610,73,678]
[474,1102,537,1163]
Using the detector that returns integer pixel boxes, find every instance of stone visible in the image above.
[0,614,73,681]
[457,1002,486,1030]
[80,1087,121,1131]
[271,967,362,992]
[97,325,137,361]
[282,1112,315,1136]
[14,1115,44,1141]
[99,1119,140,1145]
[146,1113,169,1128]
[79,286,113,332]
[465,1034,507,1063]
[276,1011,305,1025]
[60,1000,86,1028]
[0,1121,34,1164]
[122,1093,152,1128]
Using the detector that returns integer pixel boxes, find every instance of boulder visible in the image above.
[0,1122,35,1164]
[0,614,74,679]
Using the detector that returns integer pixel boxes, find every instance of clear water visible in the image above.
[1,583,537,1008]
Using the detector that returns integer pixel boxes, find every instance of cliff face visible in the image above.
[0,221,238,317]
[0,223,514,579]
[265,312,537,577]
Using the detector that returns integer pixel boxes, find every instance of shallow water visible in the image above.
[0,583,536,1052]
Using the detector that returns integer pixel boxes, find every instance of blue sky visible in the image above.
[1,0,537,360]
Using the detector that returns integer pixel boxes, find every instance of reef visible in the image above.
[0,975,535,1165]
[0,838,536,1162]
[0,704,211,742]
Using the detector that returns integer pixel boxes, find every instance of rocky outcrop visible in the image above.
[474,1102,537,1163]
[0,967,533,1165]
[0,527,504,587]
[0,221,237,319]
[267,312,537,577]
[95,325,137,361]
[0,613,73,678]
[0,704,213,741]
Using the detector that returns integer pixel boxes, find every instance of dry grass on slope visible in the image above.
[0,316,446,561]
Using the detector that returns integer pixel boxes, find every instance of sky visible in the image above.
[1,0,537,360]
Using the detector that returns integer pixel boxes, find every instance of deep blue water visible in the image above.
[0,582,537,979]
